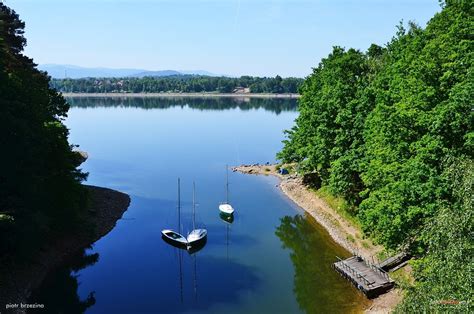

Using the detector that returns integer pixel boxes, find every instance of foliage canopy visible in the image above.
[0,3,87,259]
[51,75,303,94]
[278,1,473,309]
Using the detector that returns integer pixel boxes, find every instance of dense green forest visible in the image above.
[278,0,472,311]
[0,4,87,260]
[50,75,303,94]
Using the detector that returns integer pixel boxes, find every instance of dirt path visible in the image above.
[233,164,402,313]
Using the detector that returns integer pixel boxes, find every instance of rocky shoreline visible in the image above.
[0,185,130,312]
[233,164,402,313]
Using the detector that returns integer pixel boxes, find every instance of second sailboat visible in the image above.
[219,165,234,215]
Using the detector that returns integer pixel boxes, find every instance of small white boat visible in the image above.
[219,165,235,214]
[187,182,207,247]
[162,178,188,248]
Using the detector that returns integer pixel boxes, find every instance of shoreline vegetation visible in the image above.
[233,164,402,313]
[0,185,130,309]
[51,75,303,95]
[274,2,472,312]
[62,92,300,98]
[0,5,132,312]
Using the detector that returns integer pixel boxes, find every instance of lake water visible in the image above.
[32,97,369,313]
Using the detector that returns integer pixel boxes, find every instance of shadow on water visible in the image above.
[203,225,256,247]
[30,249,260,314]
[66,96,298,114]
[275,213,370,314]
[29,195,261,313]
[156,252,259,314]
[29,250,98,313]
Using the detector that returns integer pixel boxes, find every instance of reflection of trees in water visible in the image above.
[275,214,367,314]
[67,97,297,115]
[30,249,98,314]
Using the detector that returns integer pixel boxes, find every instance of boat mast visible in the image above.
[178,177,181,234]
[192,181,196,230]
[226,165,229,204]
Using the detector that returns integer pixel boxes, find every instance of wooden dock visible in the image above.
[333,256,394,298]
[377,252,410,272]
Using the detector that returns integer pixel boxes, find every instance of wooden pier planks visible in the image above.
[333,256,394,298]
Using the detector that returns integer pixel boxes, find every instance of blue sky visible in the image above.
[10,0,440,77]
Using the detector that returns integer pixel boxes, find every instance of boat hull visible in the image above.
[219,203,234,214]
[187,237,207,254]
[187,229,207,245]
[161,229,188,248]
[219,211,234,223]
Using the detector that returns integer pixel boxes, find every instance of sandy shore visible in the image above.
[233,164,401,313]
[62,92,300,98]
[0,185,130,311]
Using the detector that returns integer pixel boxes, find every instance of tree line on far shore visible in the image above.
[50,75,303,94]
[278,1,472,311]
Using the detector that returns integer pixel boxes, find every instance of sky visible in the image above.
[9,0,440,77]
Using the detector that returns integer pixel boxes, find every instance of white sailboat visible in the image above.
[187,181,207,248]
[162,178,188,247]
[219,165,235,214]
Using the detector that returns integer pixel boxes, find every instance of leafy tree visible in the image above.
[359,0,473,248]
[396,157,473,312]
[278,47,374,204]
[50,75,304,94]
[0,3,87,258]
[279,1,472,308]
[279,0,472,251]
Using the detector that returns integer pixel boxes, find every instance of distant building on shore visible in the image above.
[233,87,250,94]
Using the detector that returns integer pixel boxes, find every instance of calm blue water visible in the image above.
[32,97,368,313]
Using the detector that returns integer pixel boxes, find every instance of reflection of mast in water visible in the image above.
[226,223,230,260]
[178,248,183,303]
[188,237,206,304]
[192,253,198,302]
[219,212,233,261]
[166,231,206,305]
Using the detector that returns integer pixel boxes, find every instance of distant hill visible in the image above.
[180,70,219,76]
[129,70,182,78]
[38,64,221,79]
